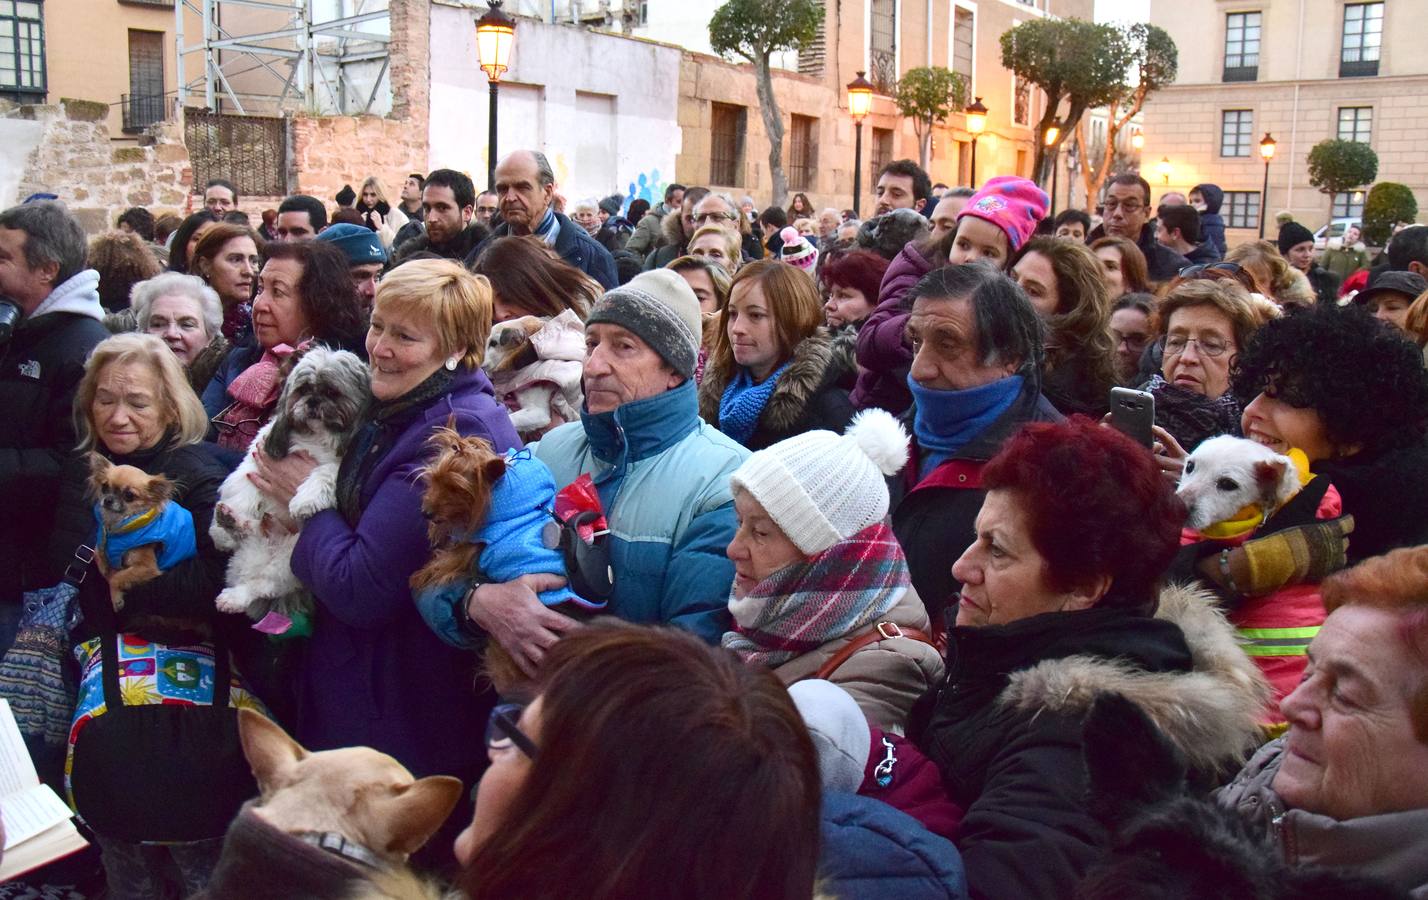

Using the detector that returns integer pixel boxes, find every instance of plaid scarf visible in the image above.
[723,523,910,668]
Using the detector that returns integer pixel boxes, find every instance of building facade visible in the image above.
[1142,0,1427,243]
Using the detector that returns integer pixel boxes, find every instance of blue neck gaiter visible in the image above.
[909,374,1024,479]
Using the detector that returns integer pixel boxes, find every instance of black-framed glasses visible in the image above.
[211,402,263,443]
[486,703,538,759]
[1164,335,1232,358]
[1179,261,1244,278]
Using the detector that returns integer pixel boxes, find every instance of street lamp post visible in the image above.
[1258,133,1277,240]
[847,71,874,218]
[1043,120,1061,218]
[965,96,988,189]
[476,0,517,192]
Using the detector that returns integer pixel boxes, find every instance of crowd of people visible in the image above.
[2,147,1428,900]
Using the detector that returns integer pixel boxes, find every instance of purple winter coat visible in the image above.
[290,367,520,783]
[850,243,935,415]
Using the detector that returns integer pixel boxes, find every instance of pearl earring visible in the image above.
[444,356,459,371]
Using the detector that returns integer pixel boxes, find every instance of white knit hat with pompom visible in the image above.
[729,408,910,555]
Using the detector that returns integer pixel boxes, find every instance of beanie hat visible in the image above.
[586,269,702,379]
[789,679,871,794]
[317,222,387,265]
[598,194,624,217]
[779,226,818,272]
[730,408,909,555]
[335,184,356,207]
[1277,221,1315,255]
[956,175,1049,252]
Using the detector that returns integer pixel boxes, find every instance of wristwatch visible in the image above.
[455,573,489,642]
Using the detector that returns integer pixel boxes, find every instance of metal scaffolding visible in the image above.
[175,0,392,116]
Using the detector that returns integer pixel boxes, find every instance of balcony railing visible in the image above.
[122,93,170,133]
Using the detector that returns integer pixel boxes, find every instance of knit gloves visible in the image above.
[1240,514,1355,597]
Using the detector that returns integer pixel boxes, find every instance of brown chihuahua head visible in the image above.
[409,424,507,591]
[419,425,507,545]
[89,454,175,531]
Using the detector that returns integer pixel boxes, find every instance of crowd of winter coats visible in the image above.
[3,153,1428,900]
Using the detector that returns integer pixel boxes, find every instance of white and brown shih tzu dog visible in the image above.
[211,346,370,627]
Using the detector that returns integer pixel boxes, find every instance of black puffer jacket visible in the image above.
[697,328,855,451]
[919,585,1268,900]
[0,294,110,607]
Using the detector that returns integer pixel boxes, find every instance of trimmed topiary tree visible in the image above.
[1362,182,1418,247]
[1306,139,1378,196]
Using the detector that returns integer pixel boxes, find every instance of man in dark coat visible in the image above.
[466,150,618,289]
[890,264,1062,637]
[1087,174,1189,283]
[0,201,110,650]
[1156,202,1220,264]
[391,168,488,266]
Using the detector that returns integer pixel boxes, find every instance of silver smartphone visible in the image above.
[1109,387,1155,449]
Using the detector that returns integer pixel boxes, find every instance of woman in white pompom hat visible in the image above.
[722,408,944,734]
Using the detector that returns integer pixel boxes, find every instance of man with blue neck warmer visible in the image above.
[891,264,1062,639]
[463,269,748,675]
[466,149,619,289]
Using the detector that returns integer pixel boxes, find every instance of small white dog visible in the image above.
[1177,435,1302,533]
[211,347,370,623]
[484,309,584,438]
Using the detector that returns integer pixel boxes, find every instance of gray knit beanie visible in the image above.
[586,269,702,379]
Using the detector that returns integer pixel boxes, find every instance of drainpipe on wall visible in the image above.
[1285,0,1305,212]
[927,0,933,65]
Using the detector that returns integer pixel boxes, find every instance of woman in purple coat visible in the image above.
[249,259,520,860]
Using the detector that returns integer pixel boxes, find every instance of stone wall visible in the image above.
[2,98,193,233]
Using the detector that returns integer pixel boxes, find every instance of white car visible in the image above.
[1313,217,1361,250]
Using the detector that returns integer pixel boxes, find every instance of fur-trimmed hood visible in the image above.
[698,327,847,435]
[999,582,1271,773]
[660,202,687,249]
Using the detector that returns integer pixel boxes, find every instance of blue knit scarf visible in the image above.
[719,361,793,446]
[909,374,1024,479]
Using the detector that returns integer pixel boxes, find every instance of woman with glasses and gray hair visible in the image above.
[1141,278,1275,463]
[129,272,230,394]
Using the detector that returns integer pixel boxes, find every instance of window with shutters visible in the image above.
[125,29,166,132]
[1340,3,1382,77]
[710,102,746,187]
[869,0,896,94]
[798,20,826,76]
[787,114,817,192]
[0,0,44,102]
[1223,11,1260,82]
[952,7,974,79]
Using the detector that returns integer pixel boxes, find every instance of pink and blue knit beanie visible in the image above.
[955,176,1049,252]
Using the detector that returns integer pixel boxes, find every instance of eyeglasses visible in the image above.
[1102,199,1144,214]
[486,703,538,759]
[1179,261,1244,278]
[211,402,263,443]
[1164,335,1232,358]
[1112,330,1150,351]
[694,211,737,224]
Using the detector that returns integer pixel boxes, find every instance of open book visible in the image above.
[0,699,87,882]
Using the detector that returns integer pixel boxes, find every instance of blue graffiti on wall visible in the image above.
[625,169,669,215]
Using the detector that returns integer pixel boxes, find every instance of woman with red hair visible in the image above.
[820,250,890,391]
[917,417,1268,899]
